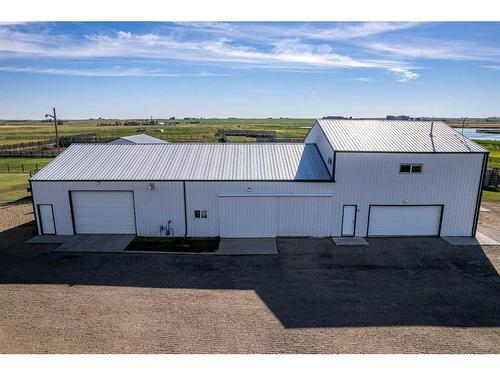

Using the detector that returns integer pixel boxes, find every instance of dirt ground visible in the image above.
[0,200,499,354]
[478,201,500,242]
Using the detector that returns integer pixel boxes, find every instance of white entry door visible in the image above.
[38,204,56,234]
[71,191,136,234]
[342,205,356,236]
[368,205,442,236]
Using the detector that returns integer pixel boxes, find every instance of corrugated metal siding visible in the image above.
[332,153,484,236]
[31,143,330,181]
[31,153,484,237]
[304,125,334,177]
[185,182,335,237]
[317,119,487,153]
[277,196,333,236]
[121,134,168,144]
[31,180,185,236]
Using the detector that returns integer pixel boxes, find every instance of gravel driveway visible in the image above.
[0,202,499,353]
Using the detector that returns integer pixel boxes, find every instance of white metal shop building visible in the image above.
[30,120,488,238]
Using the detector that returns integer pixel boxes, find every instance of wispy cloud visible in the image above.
[176,22,420,42]
[0,26,420,81]
[351,77,372,82]
[363,39,500,61]
[482,65,500,70]
[3,22,496,83]
[0,65,228,77]
[388,67,420,82]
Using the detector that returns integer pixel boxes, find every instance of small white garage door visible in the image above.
[368,205,442,237]
[218,196,332,238]
[71,191,136,234]
[219,196,277,238]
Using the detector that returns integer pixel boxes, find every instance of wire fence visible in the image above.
[0,162,49,174]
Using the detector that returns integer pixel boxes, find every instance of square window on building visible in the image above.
[411,164,422,173]
[194,210,207,219]
[400,164,411,173]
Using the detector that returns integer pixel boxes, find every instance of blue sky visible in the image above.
[0,22,499,119]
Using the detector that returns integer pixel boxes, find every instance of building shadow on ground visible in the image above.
[1,222,499,328]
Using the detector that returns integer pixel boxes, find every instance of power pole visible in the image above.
[53,108,60,153]
[45,107,60,153]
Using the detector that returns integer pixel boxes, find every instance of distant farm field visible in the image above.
[0,118,316,146]
[2,118,498,147]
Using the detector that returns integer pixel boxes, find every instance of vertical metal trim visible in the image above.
[183,181,188,237]
[472,152,489,236]
[438,205,444,236]
[332,151,336,182]
[131,191,138,235]
[29,180,40,235]
[68,191,76,235]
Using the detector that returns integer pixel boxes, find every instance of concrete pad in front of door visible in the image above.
[216,238,278,255]
[26,235,73,244]
[332,237,370,246]
[55,234,136,253]
[442,232,499,246]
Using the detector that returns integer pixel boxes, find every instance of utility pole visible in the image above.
[45,107,60,153]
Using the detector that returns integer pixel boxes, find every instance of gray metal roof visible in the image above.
[108,134,168,144]
[31,143,331,181]
[316,119,487,153]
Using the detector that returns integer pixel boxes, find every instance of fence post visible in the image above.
[7,164,9,173]
[22,163,24,173]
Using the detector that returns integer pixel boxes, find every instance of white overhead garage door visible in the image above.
[218,195,332,238]
[71,191,136,234]
[368,205,442,237]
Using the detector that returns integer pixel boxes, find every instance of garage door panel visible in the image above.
[278,197,332,237]
[71,206,136,217]
[219,197,276,238]
[71,191,136,234]
[368,205,441,236]
[72,214,135,226]
[74,224,136,233]
[219,195,332,238]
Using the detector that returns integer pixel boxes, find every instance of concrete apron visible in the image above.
[216,238,278,255]
[54,234,136,253]
[26,235,73,244]
[332,237,370,246]
[442,232,499,246]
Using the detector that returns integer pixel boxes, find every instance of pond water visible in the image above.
[457,128,500,141]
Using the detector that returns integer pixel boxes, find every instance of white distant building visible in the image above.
[108,134,168,144]
[31,120,487,239]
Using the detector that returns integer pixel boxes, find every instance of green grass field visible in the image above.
[0,118,315,145]
[1,118,499,146]
[0,157,54,203]
[0,174,31,203]
[0,157,54,173]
